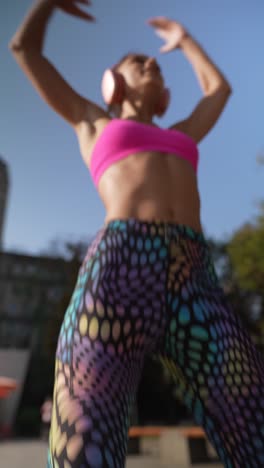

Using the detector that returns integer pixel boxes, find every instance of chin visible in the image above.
[143,82,163,96]
[144,73,162,81]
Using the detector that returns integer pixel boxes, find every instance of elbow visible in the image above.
[9,40,38,59]
[207,81,233,97]
[223,84,233,104]
[8,37,27,54]
[219,79,233,95]
[224,82,232,95]
[9,40,21,53]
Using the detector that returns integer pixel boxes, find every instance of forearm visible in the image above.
[9,0,55,52]
[179,34,231,95]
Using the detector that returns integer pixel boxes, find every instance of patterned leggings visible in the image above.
[48,218,264,468]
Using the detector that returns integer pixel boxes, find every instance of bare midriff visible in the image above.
[93,150,203,233]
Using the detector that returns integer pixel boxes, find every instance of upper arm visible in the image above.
[169,85,232,143]
[10,48,106,131]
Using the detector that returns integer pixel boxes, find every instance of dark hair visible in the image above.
[112,50,142,72]
[106,51,142,116]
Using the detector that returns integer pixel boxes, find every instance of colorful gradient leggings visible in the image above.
[48,218,264,468]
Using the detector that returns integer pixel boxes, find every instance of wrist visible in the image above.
[179,31,191,49]
[35,0,55,7]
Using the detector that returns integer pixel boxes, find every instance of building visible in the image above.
[0,250,74,435]
[0,157,96,435]
[0,158,9,250]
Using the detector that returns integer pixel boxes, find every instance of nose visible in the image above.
[145,57,160,72]
[146,57,155,64]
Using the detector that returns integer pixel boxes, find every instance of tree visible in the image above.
[45,240,90,360]
[227,203,264,293]
[226,203,264,345]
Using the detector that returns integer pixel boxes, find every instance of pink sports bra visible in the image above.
[90,119,199,187]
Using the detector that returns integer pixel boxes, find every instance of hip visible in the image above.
[104,202,203,233]
[55,218,219,363]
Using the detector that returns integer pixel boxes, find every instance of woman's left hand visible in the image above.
[146,16,188,53]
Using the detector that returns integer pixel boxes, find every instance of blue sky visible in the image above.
[2,0,264,256]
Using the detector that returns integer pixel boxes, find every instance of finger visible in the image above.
[146,19,162,27]
[68,4,96,21]
[147,16,168,22]
[64,0,92,7]
[159,45,170,54]
[153,29,167,39]
[72,0,93,11]
[72,0,94,16]
[146,16,169,26]
[75,0,92,4]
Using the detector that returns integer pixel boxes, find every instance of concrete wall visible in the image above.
[0,349,30,430]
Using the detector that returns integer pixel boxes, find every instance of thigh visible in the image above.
[48,221,167,467]
[157,237,264,467]
[48,226,139,467]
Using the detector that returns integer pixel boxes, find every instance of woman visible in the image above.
[9,1,264,467]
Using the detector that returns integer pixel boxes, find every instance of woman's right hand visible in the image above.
[54,0,96,22]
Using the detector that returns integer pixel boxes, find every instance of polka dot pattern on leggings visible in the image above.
[49,219,264,468]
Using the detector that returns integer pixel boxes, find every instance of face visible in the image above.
[117,54,164,92]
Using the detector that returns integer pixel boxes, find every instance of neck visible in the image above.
[119,101,155,124]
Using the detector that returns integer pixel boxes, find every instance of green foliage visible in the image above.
[227,205,264,292]
[206,231,263,337]
[45,242,84,359]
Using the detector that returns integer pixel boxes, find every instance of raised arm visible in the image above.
[9,0,106,132]
[147,17,232,143]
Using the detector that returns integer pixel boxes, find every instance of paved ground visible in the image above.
[0,439,224,468]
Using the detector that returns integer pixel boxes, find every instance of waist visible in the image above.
[104,207,203,235]
[99,164,200,217]
[103,217,206,245]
